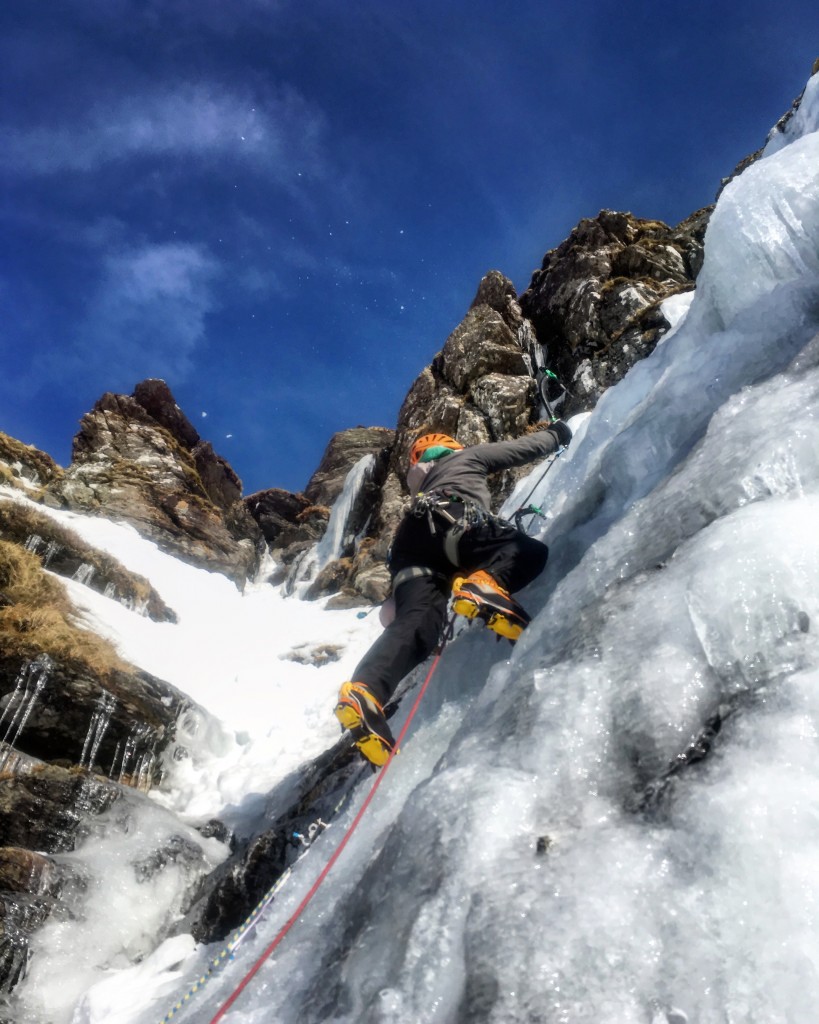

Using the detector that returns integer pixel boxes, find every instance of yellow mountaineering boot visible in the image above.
[334,682,396,768]
[451,570,531,642]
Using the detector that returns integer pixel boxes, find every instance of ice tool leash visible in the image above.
[200,616,455,1024]
[512,367,572,533]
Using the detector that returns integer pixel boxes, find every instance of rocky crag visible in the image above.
[4,63,814,1003]
[518,208,709,415]
[44,379,264,587]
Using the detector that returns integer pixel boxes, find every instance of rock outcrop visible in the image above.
[0,537,218,995]
[0,432,62,496]
[243,488,331,586]
[45,380,263,587]
[519,209,709,415]
[304,427,394,508]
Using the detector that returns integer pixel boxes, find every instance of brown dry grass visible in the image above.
[0,500,174,621]
[0,540,69,611]
[0,541,131,679]
[0,431,62,486]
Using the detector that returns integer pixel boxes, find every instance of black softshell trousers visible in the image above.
[351,512,548,706]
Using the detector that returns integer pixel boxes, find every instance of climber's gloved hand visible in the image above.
[547,419,572,448]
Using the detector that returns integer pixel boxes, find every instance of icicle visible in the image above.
[23,534,44,554]
[72,563,96,586]
[121,594,149,616]
[0,668,27,737]
[109,739,122,777]
[41,540,60,568]
[0,655,53,771]
[103,582,117,600]
[79,690,117,770]
[135,750,156,792]
[118,723,153,785]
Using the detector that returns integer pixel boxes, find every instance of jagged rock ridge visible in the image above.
[45,380,264,588]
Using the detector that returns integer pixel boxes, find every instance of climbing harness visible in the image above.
[411,491,516,565]
[194,617,455,1024]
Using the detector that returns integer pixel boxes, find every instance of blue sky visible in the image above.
[1,1,816,494]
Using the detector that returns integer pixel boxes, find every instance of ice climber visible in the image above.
[335,420,573,766]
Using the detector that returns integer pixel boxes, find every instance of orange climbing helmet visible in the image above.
[409,433,464,466]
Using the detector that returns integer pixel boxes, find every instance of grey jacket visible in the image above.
[406,428,561,511]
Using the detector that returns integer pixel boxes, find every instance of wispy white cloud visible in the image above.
[76,241,220,382]
[2,81,325,178]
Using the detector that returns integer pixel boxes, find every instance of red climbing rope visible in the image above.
[207,646,447,1024]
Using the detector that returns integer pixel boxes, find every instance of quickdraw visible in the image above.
[537,366,571,422]
[513,503,547,531]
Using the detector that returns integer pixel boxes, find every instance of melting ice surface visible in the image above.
[11,73,819,1024]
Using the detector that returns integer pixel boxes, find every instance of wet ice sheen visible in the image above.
[9,70,819,1024]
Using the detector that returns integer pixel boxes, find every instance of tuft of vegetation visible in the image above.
[0,541,132,680]
[0,540,68,611]
[0,431,62,489]
[0,499,176,623]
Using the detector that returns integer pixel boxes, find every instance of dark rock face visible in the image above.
[45,380,263,587]
[187,737,360,945]
[131,378,201,449]
[244,488,319,548]
[0,653,190,785]
[243,488,331,586]
[519,209,708,415]
[439,305,530,392]
[0,764,120,854]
